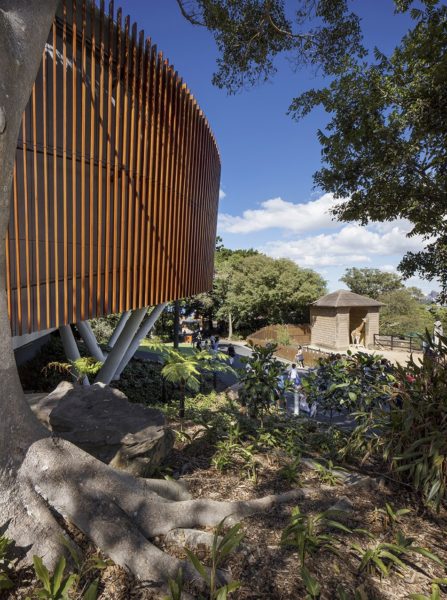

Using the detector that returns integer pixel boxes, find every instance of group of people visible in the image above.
[194,331,220,353]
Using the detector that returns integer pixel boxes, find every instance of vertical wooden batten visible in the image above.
[7,0,221,337]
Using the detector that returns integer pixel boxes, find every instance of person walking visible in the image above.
[289,363,301,415]
[295,345,305,368]
[227,343,236,365]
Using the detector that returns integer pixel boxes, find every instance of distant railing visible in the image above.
[373,334,422,352]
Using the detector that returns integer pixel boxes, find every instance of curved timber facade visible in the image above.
[6,1,220,337]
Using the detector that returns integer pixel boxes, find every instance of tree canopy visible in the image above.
[178,1,447,293]
[341,267,403,300]
[188,245,326,335]
[378,288,435,337]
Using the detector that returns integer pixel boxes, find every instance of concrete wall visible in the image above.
[366,307,380,347]
[310,307,337,349]
[336,308,350,349]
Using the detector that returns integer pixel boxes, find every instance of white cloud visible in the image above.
[219,188,226,200]
[262,223,426,268]
[218,193,343,234]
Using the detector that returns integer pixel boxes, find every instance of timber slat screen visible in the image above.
[7,0,220,337]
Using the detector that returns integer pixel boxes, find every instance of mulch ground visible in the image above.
[5,422,447,600]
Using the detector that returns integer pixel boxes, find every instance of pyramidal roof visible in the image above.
[312,289,384,308]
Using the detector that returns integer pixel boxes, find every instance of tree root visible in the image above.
[11,436,311,589]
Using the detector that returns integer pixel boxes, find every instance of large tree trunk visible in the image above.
[0,4,310,594]
[228,311,233,340]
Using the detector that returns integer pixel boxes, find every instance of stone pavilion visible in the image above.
[310,290,383,350]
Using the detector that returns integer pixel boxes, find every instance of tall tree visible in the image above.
[341,267,403,299]
[216,253,326,333]
[379,288,434,336]
[0,2,306,589]
[178,1,447,292]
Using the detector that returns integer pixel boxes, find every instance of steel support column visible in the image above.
[59,324,89,385]
[106,310,131,350]
[76,320,105,362]
[113,302,167,380]
[94,307,147,384]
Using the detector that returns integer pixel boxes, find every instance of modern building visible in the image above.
[6,1,220,382]
[310,290,383,350]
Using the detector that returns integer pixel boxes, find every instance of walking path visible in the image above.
[135,339,356,430]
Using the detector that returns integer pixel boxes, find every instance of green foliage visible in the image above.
[191,248,326,337]
[410,581,447,600]
[276,325,291,346]
[346,337,447,508]
[0,535,14,591]
[185,518,243,599]
[377,503,411,531]
[279,456,302,485]
[379,289,434,336]
[281,507,351,566]
[301,566,321,600]
[291,3,447,293]
[59,537,109,597]
[313,460,346,486]
[341,267,403,300]
[164,568,184,600]
[351,530,444,579]
[147,341,235,418]
[238,343,286,418]
[31,555,77,599]
[178,0,363,92]
[302,352,395,416]
[43,356,103,384]
[88,313,122,344]
[111,359,168,405]
[212,422,258,481]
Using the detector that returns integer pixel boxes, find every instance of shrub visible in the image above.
[301,351,395,417]
[346,335,447,508]
[276,325,291,346]
[238,343,286,418]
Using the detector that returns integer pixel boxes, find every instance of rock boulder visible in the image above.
[47,381,174,477]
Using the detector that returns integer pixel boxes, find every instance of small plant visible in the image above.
[0,534,14,591]
[301,566,320,599]
[31,555,77,599]
[185,518,243,599]
[212,439,258,481]
[43,357,102,384]
[351,531,444,578]
[336,584,369,600]
[276,325,291,347]
[164,568,184,600]
[279,457,302,485]
[377,502,411,531]
[313,460,346,486]
[281,507,351,566]
[410,579,447,600]
[60,537,110,596]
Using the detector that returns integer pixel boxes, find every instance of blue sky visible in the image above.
[120,0,436,294]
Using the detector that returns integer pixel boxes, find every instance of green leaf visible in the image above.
[0,572,14,590]
[59,573,77,598]
[410,547,445,567]
[33,555,51,592]
[51,556,66,595]
[83,579,99,600]
[184,548,208,582]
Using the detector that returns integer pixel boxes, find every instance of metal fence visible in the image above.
[373,334,423,352]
